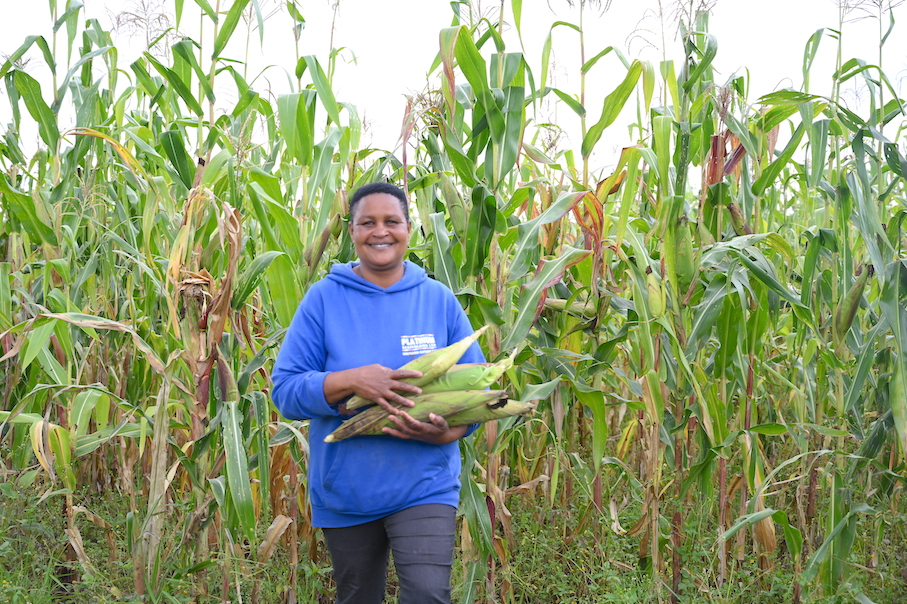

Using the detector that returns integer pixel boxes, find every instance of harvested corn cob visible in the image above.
[344,326,490,411]
[325,390,507,442]
[444,398,537,426]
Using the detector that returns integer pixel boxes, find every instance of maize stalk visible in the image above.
[326,390,506,442]
[344,325,489,410]
[444,398,537,426]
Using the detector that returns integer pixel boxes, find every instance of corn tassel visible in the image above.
[344,325,489,411]
[325,390,506,442]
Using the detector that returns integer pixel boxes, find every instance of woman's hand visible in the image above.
[324,364,422,415]
[382,412,469,445]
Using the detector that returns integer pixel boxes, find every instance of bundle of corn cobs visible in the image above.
[325,326,537,443]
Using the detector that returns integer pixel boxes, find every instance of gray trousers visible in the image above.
[322,504,457,604]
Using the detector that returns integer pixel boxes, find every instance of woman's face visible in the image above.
[349,193,412,284]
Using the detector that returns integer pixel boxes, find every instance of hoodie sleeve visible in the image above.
[271,291,341,420]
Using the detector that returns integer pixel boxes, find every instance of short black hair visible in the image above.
[349,182,410,223]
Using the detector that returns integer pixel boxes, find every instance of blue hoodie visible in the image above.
[271,261,484,528]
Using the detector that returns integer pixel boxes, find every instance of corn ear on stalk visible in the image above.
[326,390,506,442]
[675,217,696,293]
[444,398,537,426]
[344,325,489,411]
[833,264,873,344]
[646,267,665,318]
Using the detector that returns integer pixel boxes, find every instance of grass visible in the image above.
[1,469,906,603]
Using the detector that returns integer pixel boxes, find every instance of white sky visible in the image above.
[1,0,904,173]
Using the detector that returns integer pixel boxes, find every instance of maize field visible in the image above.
[1,0,907,602]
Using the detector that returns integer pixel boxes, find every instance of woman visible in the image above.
[271,181,483,604]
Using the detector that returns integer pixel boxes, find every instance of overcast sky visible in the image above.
[1,0,904,170]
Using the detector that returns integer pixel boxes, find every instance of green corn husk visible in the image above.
[833,264,874,345]
[444,398,537,426]
[344,326,490,410]
[675,216,697,293]
[419,355,513,394]
[646,267,665,318]
[325,389,506,442]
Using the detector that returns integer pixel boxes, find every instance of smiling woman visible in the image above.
[348,183,413,288]
[271,181,485,604]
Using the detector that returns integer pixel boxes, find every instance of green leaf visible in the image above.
[747,423,787,436]
[581,46,616,74]
[573,385,607,471]
[190,0,218,21]
[582,60,642,158]
[22,321,55,372]
[160,130,195,189]
[460,442,494,555]
[801,503,875,583]
[52,46,112,113]
[0,174,59,246]
[509,190,588,282]
[213,0,252,58]
[304,55,341,126]
[172,39,215,103]
[0,36,55,79]
[462,185,497,279]
[232,251,286,310]
[752,122,806,195]
[682,32,717,91]
[144,53,205,116]
[237,330,285,395]
[502,246,590,350]
[13,71,59,150]
[265,254,300,329]
[550,88,585,117]
[430,212,460,292]
[881,261,907,457]
[453,25,488,95]
[222,396,256,545]
[0,263,10,331]
[719,508,776,542]
[42,313,165,373]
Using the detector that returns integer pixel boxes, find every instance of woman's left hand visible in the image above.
[382,412,468,445]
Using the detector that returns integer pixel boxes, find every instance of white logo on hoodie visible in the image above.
[401,333,437,356]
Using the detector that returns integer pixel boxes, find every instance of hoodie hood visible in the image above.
[326,260,427,294]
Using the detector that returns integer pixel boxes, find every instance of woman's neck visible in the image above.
[353,262,406,289]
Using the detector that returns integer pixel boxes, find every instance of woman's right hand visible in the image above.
[324,364,423,415]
